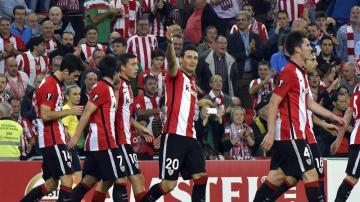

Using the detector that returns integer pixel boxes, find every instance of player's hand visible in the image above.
[67,136,79,149]
[153,135,161,149]
[261,133,274,152]
[26,144,32,154]
[70,106,84,116]
[331,114,346,127]
[166,25,175,42]
[73,46,81,57]
[330,137,342,155]
[140,127,154,143]
[322,122,339,136]
[4,43,14,53]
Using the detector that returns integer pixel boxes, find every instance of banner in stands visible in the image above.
[0,160,321,202]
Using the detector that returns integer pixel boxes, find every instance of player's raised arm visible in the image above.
[165,26,178,77]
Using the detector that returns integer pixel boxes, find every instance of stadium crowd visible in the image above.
[0,0,359,162]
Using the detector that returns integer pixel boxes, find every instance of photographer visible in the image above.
[195,99,225,160]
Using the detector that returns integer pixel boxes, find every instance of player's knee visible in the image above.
[115,177,127,185]
[267,170,285,186]
[45,179,59,191]
[302,168,319,183]
[345,175,359,185]
[160,180,177,193]
[285,176,298,186]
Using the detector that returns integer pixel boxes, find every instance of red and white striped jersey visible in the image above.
[44,35,59,54]
[85,79,118,151]
[137,68,166,97]
[19,117,36,156]
[273,61,310,141]
[249,78,274,110]
[277,0,304,21]
[127,34,158,70]
[116,77,134,144]
[305,85,316,144]
[141,0,166,37]
[134,94,161,132]
[349,84,360,145]
[17,50,50,85]
[111,0,139,38]
[163,69,197,138]
[0,34,25,73]
[81,43,107,63]
[34,74,66,148]
[230,20,268,42]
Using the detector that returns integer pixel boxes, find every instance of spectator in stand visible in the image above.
[49,32,77,60]
[137,49,166,97]
[309,69,321,102]
[327,0,360,27]
[270,35,288,73]
[111,0,140,38]
[227,11,265,108]
[0,17,26,74]
[89,49,106,69]
[21,73,45,121]
[0,74,9,102]
[230,3,269,45]
[209,0,241,35]
[134,75,162,138]
[315,11,339,45]
[195,99,225,160]
[80,25,107,63]
[268,11,290,53]
[183,0,219,45]
[26,13,41,37]
[0,0,30,19]
[341,62,359,95]
[26,0,50,13]
[11,5,32,45]
[110,37,127,57]
[48,6,76,40]
[40,20,60,55]
[17,36,49,86]
[307,23,322,55]
[127,17,158,71]
[249,60,274,112]
[79,69,98,107]
[197,26,217,56]
[291,18,308,32]
[106,31,121,55]
[336,6,360,62]
[222,106,254,160]
[5,57,32,99]
[62,84,82,185]
[85,0,121,43]
[276,0,304,21]
[197,35,239,97]
[51,55,62,73]
[318,63,340,109]
[173,34,184,59]
[316,35,341,67]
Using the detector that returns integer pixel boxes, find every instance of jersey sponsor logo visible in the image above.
[92,94,99,101]
[278,80,284,87]
[46,93,52,101]
[136,103,141,108]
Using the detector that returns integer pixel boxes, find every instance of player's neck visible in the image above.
[289,55,303,69]
[102,77,113,85]
[53,71,64,81]
[87,41,97,46]
[119,73,129,81]
[151,66,161,74]
[211,89,221,96]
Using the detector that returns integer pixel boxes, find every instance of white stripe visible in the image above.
[54,145,66,174]
[107,149,119,178]
[291,140,305,172]
[109,86,117,141]
[121,145,134,175]
[161,134,169,179]
[89,123,99,151]
[38,119,45,148]
[352,149,360,175]
[176,75,191,135]
[296,69,306,138]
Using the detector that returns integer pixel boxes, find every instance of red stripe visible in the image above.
[86,45,92,60]
[85,3,109,10]
[124,6,130,38]
[347,32,354,40]
[142,37,149,70]
[186,80,196,137]
[344,178,355,187]
[265,179,277,190]
[304,181,319,188]
[22,53,30,77]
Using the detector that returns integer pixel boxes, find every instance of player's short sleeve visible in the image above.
[89,85,107,107]
[37,81,57,109]
[273,69,295,98]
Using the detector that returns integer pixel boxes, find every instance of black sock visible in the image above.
[58,185,72,202]
[113,184,128,202]
[141,183,165,202]
[335,179,355,202]
[20,184,48,202]
[305,181,324,202]
[253,179,277,202]
[319,178,325,200]
[192,175,208,202]
[72,182,91,202]
[269,179,294,201]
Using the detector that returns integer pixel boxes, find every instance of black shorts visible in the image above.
[41,144,73,180]
[309,143,324,178]
[270,140,315,178]
[159,134,206,180]
[82,148,126,181]
[119,144,141,176]
[346,144,360,178]
[69,148,81,172]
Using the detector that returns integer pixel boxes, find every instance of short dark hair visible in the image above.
[143,75,157,86]
[27,36,45,52]
[285,31,307,56]
[151,49,165,59]
[317,63,335,79]
[308,22,320,30]
[117,53,137,67]
[112,37,127,46]
[60,53,85,74]
[258,60,270,67]
[180,45,197,58]
[277,10,289,17]
[316,11,327,19]
[214,35,226,43]
[13,5,26,16]
[85,24,98,34]
[0,16,11,24]
[98,55,120,79]
[320,35,333,45]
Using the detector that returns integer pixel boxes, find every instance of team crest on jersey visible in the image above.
[306,158,312,165]
[92,94,99,101]
[67,161,72,168]
[120,165,125,172]
[135,163,139,169]
[136,103,140,108]
[46,93,52,101]
[319,167,323,174]
[168,169,174,176]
